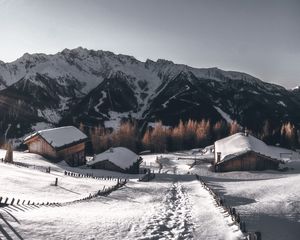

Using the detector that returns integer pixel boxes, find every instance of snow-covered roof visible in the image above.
[24,126,88,149]
[87,147,139,170]
[215,133,284,162]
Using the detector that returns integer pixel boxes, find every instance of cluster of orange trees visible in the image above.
[82,119,299,154]
[84,119,240,153]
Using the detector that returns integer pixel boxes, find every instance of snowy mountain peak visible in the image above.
[156,59,174,65]
[0,47,300,139]
[22,52,32,59]
[0,47,284,94]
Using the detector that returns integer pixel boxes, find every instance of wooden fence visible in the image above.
[1,158,54,174]
[195,174,261,240]
[0,179,127,211]
[0,159,128,183]
[64,170,127,183]
[0,160,128,209]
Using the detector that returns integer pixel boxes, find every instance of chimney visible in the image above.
[217,152,221,163]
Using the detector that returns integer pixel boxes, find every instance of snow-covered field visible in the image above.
[142,151,300,240]
[0,174,242,240]
[193,163,300,240]
[0,147,299,240]
[0,150,116,203]
[0,149,143,179]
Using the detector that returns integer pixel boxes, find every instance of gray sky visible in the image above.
[0,0,299,88]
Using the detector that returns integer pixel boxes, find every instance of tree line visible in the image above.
[82,119,300,154]
[83,119,238,153]
[260,120,300,149]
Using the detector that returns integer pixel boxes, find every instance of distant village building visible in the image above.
[87,147,142,173]
[214,132,284,172]
[24,126,88,167]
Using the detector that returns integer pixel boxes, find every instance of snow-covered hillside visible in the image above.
[0,146,299,239]
[0,176,244,240]
[0,149,243,240]
[1,47,300,139]
[0,150,116,202]
[0,48,274,93]
[144,151,300,240]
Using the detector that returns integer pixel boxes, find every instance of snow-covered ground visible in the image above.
[0,147,299,239]
[192,162,300,240]
[0,151,116,203]
[0,149,143,179]
[142,150,300,240]
[0,174,242,240]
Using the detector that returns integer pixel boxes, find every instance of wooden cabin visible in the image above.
[24,126,88,167]
[214,132,284,172]
[87,147,142,173]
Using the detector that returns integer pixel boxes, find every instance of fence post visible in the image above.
[11,198,15,205]
[232,207,236,216]
[242,221,246,233]
[236,213,240,223]
[55,178,58,186]
[255,231,262,240]
[240,221,244,232]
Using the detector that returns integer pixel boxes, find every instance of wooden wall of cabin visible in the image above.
[90,160,125,173]
[27,136,57,159]
[27,138,86,166]
[217,152,279,172]
[57,142,86,167]
[255,155,279,170]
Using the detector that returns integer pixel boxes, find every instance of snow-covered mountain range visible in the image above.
[0,47,299,138]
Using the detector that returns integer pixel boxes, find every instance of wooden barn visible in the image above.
[24,126,88,167]
[214,132,284,172]
[87,147,142,174]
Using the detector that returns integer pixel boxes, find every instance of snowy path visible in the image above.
[126,174,242,240]
[134,182,193,240]
[0,174,242,240]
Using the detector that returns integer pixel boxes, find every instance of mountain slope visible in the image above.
[0,47,299,140]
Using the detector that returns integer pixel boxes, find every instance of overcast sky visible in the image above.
[0,0,299,88]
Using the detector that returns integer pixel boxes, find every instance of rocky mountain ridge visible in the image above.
[0,47,299,140]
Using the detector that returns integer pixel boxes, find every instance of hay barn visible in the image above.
[214,132,284,172]
[87,147,142,173]
[24,126,88,167]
